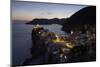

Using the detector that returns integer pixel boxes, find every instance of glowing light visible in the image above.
[55,35,59,38]
[71,30,73,35]
[53,39,61,43]
[52,35,65,43]
[60,54,63,58]
[38,32,41,34]
[65,43,74,48]
[36,24,40,27]
[64,56,67,59]
[34,24,41,28]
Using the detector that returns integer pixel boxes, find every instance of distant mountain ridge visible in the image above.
[62,6,96,32]
[26,18,66,25]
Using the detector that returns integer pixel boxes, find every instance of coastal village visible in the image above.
[27,23,95,64]
[22,6,96,65]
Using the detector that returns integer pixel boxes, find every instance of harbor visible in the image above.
[22,24,96,65]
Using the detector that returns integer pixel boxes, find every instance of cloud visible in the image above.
[47,12,53,15]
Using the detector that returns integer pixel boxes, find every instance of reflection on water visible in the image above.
[12,22,66,65]
[12,22,96,66]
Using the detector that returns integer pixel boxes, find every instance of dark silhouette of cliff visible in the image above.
[62,6,96,32]
[62,6,96,62]
[26,18,66,25]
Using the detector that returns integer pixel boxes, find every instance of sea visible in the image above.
[12,21,66,65]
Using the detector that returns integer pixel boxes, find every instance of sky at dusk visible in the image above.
[12,1,87,21]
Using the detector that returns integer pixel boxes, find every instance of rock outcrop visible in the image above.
[62,6,96,33]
